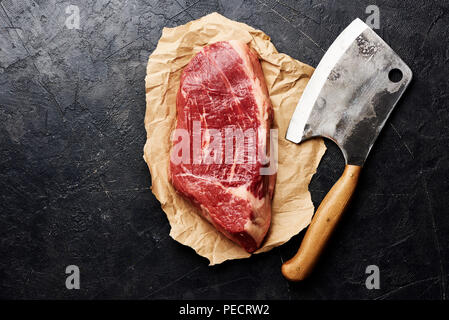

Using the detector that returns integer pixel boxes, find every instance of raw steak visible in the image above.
[169,40,275,253]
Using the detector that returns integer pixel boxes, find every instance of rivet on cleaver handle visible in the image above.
[282,18,412,281]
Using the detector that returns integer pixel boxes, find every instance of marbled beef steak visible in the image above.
[169,40,275,252]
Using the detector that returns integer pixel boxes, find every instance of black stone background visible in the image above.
[0,0,448,300]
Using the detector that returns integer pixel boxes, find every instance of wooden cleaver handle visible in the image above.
[281,164,362,281]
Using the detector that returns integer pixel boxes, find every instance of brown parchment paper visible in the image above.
[143,12,326,265]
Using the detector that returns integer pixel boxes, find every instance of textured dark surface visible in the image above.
[0,0,448,300]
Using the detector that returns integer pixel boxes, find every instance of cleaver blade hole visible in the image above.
[388,68,403,83]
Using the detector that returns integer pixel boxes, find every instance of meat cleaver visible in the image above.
[282,18,412,281]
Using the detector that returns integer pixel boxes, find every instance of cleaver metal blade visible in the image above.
[282,18,412,281]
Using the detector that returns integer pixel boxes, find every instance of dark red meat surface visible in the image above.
[170,40,274,252]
